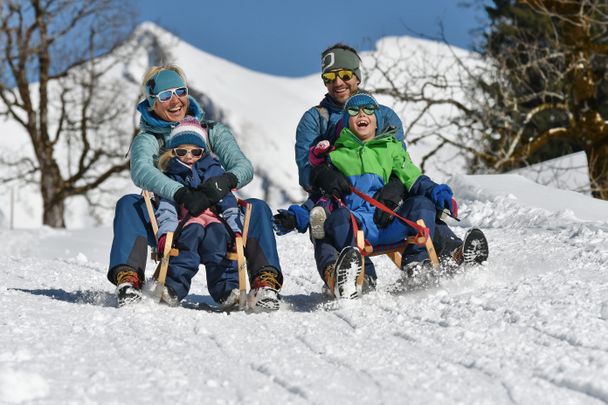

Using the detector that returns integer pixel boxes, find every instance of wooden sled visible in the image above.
[354,219,439,292]
[142,190,252,309]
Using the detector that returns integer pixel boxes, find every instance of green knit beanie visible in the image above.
[321,47,362,82]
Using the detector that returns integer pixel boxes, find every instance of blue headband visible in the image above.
[145,70,187,108]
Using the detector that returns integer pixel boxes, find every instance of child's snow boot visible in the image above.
[452,228,489,266]
[333,246,363,299]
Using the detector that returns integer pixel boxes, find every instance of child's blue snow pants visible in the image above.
[314,195,462,277]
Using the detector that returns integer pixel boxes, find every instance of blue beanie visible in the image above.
[342,93,382,133]
[166,116,208,150]
[145,69,187,108]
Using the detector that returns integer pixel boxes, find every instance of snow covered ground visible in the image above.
[0,174,607,404]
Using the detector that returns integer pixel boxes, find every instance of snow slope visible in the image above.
[1,174,607,404]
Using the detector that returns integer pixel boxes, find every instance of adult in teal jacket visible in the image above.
[108,65,282,309]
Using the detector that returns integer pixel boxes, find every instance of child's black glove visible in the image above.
[174,187,211,216]
[373,176,405,228]
[310,164,351,199]
[198,172,238,203]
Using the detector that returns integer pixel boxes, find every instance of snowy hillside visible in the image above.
[0,22,477,228]
[1,173,607,404]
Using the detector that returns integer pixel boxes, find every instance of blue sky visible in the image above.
[136,1,487,77]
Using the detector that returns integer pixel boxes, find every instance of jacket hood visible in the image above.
[137,95,205,137]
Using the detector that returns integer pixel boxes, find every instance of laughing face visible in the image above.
[152,90,189,122]
[325,71,359,105]
[348,108,377,142]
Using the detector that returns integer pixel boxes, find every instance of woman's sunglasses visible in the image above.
[154,87,188,103]
[321,69,355,84]
[173,148,204,157]
[346,105,377,116]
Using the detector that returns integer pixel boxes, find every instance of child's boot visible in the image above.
[309,206,328,240]
[452,228,489,266]
[333,246,363,299]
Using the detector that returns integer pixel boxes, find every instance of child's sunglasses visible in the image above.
[346,105,377,116]
[154,87,188,103]
[321,69,355,84]
[173,148,204,157]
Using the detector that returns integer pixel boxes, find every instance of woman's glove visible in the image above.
[198,172,238,203]
[174,187,211,216]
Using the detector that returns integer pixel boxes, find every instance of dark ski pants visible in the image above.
[314,196,462,276]
[166,222,237,303]
[107,194,283,288]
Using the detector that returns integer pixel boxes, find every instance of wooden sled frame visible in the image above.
[143,190,252,309]
[354,219,440,292]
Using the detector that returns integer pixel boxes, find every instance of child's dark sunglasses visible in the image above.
[173,148,204,157]
[155,87,188,103]
[346,105,377,116]
[321,69,355,84]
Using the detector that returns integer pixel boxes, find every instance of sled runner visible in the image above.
[142,190,252,309]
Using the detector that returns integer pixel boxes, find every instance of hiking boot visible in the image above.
[452,228,489,266]
[248,268,281,312]
[218,288,241,311]
[159,286,180,307]
[333,247,363,299]
[309,206,327,240]
[116,268,142,307]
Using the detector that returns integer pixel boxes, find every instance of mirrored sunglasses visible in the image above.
[321,69,355,84]
[346,105,377,116]
[173,148,204,157]
[155,87,188,103]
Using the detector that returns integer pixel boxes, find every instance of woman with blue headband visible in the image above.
[107,65,283,311]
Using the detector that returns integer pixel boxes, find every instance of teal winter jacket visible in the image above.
[130,96,253,200]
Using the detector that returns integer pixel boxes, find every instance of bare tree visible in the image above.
[368,0,608,200]
[0,0,138,227]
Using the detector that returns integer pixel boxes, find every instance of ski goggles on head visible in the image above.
[346,105,377,116]
[154,87,188,103]
[173,147,204,157]
[321,69,355,84]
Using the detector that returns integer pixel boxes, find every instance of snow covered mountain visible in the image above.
[0,22,475,228]
[0,174,607,404]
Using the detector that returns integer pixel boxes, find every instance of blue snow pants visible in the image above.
[314,195,462,277]
[108,194,283,289]
[165,222,237,302]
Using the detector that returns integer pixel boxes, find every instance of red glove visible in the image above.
[157,234,167,254]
